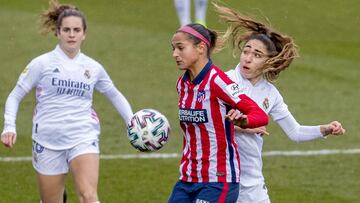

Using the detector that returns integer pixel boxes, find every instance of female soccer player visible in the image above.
[168,23,269,203]
[214,4,346,203]
[1,1,133,202]
[174,0,208,26]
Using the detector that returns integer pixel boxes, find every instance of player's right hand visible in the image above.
[1,132,17,148]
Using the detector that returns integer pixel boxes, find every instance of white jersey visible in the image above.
[16,45,117,150]
[226,64,290,186]
[226,64,323,189]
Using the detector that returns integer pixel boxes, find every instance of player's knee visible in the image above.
[78,190,98,202]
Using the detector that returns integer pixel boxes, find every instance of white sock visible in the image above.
[174,0,191,26]
[194,0,207,24]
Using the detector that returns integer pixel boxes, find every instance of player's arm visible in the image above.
[1,85,28,148]
[227,109,269,135]
[276,114,345,143]
[232,94,268,128]
[213,76,268,128]
[95,66,134,124]
[234,125,269,136]
[103,87,133,124]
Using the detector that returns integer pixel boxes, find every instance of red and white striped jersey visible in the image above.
[176,60,268,183]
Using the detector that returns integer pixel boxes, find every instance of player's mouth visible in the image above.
[242,65,250,70]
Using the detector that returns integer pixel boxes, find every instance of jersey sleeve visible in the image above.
[212,74,268,128]
[276,114,323,142]
[103,86,134,124]
[94,65,115,93]
[2,85,28,134]
[269,87,291,121]
[17,58,43,92]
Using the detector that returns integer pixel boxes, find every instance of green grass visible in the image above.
[0,0,359,202]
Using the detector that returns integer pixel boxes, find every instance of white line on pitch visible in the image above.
[1,148,360,162]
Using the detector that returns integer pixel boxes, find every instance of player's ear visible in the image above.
[82,32,87,41]
[196,41,207,55]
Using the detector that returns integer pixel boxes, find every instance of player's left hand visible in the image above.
[225,109,248,127]
[321,121,346,136]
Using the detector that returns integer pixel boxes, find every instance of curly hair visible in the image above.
[214,3,298,83]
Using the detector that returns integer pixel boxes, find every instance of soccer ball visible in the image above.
[127,109,171,152]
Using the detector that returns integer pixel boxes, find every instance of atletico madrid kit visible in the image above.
[169,60,268,203]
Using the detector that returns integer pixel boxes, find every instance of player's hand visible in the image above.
[1,132,17,148]
[321,121,346,136]
[234,126,269,136]
[225,109,248,127]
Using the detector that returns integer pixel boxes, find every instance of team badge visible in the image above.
[84,70,91,79]
[263,97,269,110]
[197,90,206,102]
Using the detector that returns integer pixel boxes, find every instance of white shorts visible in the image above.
[32,140,100,175]
[236,182,270,203]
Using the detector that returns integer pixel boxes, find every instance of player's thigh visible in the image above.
[196,182,239,203]
[237,182,270,203]
[37,173,66,203]
[32,141,68,202]
[168,181,193,203]
[32,140,69,175]
[69,141,100,192]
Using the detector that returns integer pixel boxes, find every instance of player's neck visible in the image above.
[188,58,209,82]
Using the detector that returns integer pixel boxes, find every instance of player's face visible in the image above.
[239,39,269,84]
[171,32,201,71]
[57,16,86,58]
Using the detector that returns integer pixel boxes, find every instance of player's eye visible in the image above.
[62,27,70,32]
[254,53,261,58]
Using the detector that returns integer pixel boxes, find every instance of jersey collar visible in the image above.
[183,59,213,85]
[54,45,81,61]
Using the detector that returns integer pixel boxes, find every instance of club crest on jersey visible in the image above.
[225,83,242,98]
[197,90,206,102]
[263,97,269,110]
[84,70,91,79]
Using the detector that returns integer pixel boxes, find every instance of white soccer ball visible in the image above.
[127,109,171,152]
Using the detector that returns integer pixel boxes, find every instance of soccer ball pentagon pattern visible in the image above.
[127,109,171,152]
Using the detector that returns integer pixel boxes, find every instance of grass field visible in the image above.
[0,0,359,202]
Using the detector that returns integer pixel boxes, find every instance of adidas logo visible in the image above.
[53,68,60,73]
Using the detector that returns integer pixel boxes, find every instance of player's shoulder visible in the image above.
[79,53,104,70]
[27,50,53,68]
[262,80,281,95]
[261,81,284,103]
[211,64,229,80]
[225,68,236,77]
